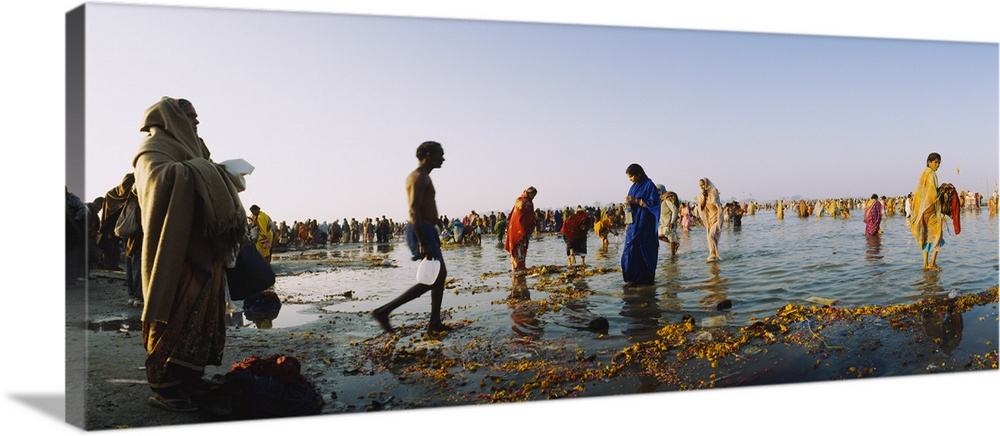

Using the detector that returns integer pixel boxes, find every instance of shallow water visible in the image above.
[268,210,998,344]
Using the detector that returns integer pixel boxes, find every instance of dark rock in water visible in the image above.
[682,314,696,325]
[587,317,610,334]
[716,299,733,311]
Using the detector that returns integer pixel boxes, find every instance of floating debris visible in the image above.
[806,296,837,306]
[701,315,727,328]
[412,340,444,350]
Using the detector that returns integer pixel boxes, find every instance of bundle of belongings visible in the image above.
[199,354,324,420]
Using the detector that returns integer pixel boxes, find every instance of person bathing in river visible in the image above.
[560,207,593,267]
[505,187,538,271]
[621,164,660,286]
[657,186,680,257]
[696,178,723,262]
[909,152,945,271]
[863,194,883,236]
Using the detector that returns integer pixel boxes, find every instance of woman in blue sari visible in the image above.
[621,164,660,286]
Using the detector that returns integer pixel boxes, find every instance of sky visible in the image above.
[76,1,998,224]
[2,2,999,436]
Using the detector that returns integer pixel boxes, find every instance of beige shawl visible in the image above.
[696,178,723,242]
[133,97,247,323]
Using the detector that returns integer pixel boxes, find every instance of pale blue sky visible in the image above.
[3,2,998,436]
[82,3,997,225]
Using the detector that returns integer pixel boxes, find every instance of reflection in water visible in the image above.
[88,317,143,332]
[863,235,888,290]
[507,274,542,338]
[865,235,884,263]
[698,262,729,311]
[920,301,964,355]
[916,271,946,297]
[620,284,661,341]
[657,260,683,314]
[563,276,594,315]
[245,310,280,329]
[509,274,530,300]
[243,290,283,329]
[660,259,680,284]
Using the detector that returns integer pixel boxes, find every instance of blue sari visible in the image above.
[621,176,660,284]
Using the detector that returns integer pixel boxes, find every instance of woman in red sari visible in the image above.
[560,207,593,267]
[504,187,538,271]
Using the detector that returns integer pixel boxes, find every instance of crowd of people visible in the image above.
[71,161,998,288]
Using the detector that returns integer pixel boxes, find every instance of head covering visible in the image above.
[136,96,209,163]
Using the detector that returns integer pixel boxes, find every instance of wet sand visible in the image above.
[73,245,998,431]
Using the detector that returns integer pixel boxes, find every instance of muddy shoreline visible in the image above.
[70,244,999,431]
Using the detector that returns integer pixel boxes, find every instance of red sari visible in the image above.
[561,210,591,244]
[504,194,536,270]
[863,200,883,236]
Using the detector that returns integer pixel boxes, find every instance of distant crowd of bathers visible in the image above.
[66,185,998,277]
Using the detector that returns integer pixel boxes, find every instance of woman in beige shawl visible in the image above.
[909,152,944,270]
[696,178,723,262]
[133,97,247,412]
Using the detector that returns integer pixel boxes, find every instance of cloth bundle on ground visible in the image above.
[199,354,323,420]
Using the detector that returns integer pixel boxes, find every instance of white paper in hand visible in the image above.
[219,158,255,190]
[220,158,255,177]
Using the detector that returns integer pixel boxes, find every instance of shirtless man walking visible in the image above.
[371,141,451,334]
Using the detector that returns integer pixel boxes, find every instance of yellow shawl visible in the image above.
[133,97,247,323]
[254,210,274,258]
[909,167,941,248]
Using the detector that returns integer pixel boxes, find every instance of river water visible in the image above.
[265,209,998,345]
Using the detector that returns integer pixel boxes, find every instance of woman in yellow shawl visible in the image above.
[133,97,248,412]
[249,204,274,263]
[909,152,944,270]
[594,207,615,248]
